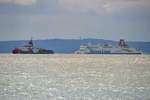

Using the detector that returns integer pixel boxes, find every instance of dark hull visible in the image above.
[36,50,54,54]
[12,50,54,54]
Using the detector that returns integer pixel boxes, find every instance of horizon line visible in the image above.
[0,38,150,42]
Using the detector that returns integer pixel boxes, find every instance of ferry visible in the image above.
[75,39,142,54]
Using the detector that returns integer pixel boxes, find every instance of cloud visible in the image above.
[58,0,105,13]
[0,0,36,6]
[58,0,150,14]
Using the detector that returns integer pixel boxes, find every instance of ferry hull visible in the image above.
[88,52,142,54]
[88,50,141,54]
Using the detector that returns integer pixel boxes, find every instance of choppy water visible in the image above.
[0,54,150,100]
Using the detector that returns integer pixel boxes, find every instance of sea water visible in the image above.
[0,54,150,100]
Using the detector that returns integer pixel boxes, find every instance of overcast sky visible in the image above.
[0,0,150,41]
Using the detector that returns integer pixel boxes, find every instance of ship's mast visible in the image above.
[29,37,33,47]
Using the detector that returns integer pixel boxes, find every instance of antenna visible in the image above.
[30,36,32,41]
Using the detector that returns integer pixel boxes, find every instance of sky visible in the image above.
[0,0,150,41]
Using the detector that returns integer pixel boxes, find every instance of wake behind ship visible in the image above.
[12,38,54,54]
[75,39,142,54]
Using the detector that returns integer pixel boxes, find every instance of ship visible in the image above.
[75,39,142,54]
[12,38,54,54]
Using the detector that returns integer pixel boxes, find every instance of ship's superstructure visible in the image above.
[12,38,54,54]
[75,39,142,54]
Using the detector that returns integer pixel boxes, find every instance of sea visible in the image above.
[0,54,150,100]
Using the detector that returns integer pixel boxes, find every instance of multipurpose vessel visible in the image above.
[12,38,54,54]
[75,39,142,54]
